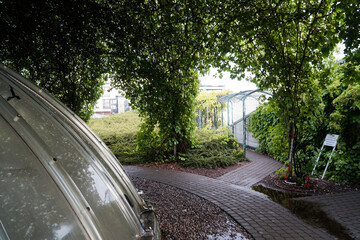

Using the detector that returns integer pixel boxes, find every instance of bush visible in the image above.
[181,127,245,169]
[249,104,288,162]
[88,111,143,164]
[330,151,360,184]
[88,112,245,168]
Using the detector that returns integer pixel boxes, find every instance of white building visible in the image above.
[199,84,226,92]
[93,82,131,118]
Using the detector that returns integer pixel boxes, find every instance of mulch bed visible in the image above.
[256,173,358,196]
[132,161,253,239]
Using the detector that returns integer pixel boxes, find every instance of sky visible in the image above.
[200,43,346,92]
[199,69,257,92]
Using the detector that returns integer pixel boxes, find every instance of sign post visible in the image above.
[311,134,339,179]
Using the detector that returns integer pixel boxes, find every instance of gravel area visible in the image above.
[131,177,253,240]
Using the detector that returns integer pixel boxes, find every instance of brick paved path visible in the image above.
[298,192,360,240]
[124,149,336,240]
[217,149,284,186]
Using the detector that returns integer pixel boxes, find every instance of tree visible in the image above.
[0,0,108,121]
[104,0,223,159]
[337,0,360,60]
[327,0,360,183]
[1,0,348,171]
[213,0,340,179]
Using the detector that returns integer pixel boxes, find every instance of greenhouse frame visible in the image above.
[218,89,272,157]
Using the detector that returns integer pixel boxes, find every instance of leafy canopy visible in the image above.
[1,0,109,121]
[212,0,340,178]
[105,0,223,159]
[2,0,356,175]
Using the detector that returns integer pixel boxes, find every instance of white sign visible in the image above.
[312,134,339,179]
[324,134,339,147]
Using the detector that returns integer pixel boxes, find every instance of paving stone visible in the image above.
[298,191,360,239]
[125,165,335,239]
[124,149,359,239]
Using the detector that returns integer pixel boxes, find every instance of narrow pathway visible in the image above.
[124,149,336,239]
[217,149,284,186]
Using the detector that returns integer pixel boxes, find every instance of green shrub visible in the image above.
[275,167,288,180]
[88,112,143,164]
[180,127,245,169]
[135,121,165,162]
[89,111,142,137]
[249,104,288,162]
[88,112,245,168]
[324,150,360,184]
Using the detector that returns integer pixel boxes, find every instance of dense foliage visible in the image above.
[250,59,360,184]
[103,1,225,160]
[1,0,108,121]
[327,63,360,184]
[212,0,341,179]
[2,0,359,180]
[89,112,142,164]
[88,112,244,168]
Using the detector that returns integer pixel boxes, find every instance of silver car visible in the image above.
[0,64,160,240]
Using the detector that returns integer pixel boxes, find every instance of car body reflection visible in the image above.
[0,64,160,240]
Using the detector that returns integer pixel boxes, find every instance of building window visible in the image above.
[103,99,111,109]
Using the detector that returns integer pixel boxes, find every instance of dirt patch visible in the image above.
[137,161,250,179]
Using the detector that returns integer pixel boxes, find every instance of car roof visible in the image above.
[0,64,146,239]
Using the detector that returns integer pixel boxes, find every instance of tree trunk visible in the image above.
[287,123,295,181]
